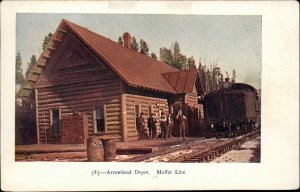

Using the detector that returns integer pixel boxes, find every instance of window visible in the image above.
[94,105,105,132]
[50,109,61,134]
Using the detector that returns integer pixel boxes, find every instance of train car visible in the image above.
[203,79,260,138]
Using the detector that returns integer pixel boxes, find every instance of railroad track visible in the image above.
[170,130,260,163]
[119,130,260,162]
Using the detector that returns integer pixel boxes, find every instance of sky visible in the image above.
[16,14,261,89]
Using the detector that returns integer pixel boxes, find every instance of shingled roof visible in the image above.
[18,19,204,97]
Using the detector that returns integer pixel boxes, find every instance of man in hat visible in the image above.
[147,113,157,140]
[167,113,174,138]
[176,109,187,140]
[136,112,145,140]
[160,112,168,140]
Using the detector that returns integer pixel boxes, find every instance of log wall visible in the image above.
[124,94,169,141]
[36,69,124,143]
[185,92,198,107]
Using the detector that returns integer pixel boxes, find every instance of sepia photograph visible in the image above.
[15,13,261,163]
[1,1,299,191]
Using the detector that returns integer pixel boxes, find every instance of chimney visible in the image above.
[123,32,131,49]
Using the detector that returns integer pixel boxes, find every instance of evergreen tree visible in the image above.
[172,41,183,69]
[140,39,149,55]
[16,51,25,84]
[198,61,207,93]
[118,36,123,45]
[25,55,36,76]
[206,68,212,93]
[159,47,173,65]
[187,56,196,69]
[130,36,139,51]
[42,32,53,50]
[231,69,236,84]
[151,53,157,60]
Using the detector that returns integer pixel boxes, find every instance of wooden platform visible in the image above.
[15,137,205,161]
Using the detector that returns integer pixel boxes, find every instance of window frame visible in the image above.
[93,103,107,134]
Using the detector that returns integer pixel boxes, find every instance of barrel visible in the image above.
[102,139,116,161]
[87,137,104,162]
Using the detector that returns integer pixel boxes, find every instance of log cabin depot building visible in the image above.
[18,19,205,144]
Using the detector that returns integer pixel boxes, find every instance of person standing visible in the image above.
[160,112,167,140]
[176,109,187,140]
[167,113,174,138]
[136,112,145,140]
[148,113,157,140]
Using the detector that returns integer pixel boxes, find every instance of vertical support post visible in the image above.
[121,94,128,142]
[44,112,47,144]
[34,89,40,144]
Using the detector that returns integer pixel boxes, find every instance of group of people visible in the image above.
[136,109,187,141]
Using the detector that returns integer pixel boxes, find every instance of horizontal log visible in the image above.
[125,111,135,116]
[125,94,167,102]
[36,71,118,88]
[106,103,121,108]
[106,129,122,134]
[93,135,123,140]
[105,112,122,117]
[106,121,121,126]
[126,124,136,129]
[106,125,122,130]
[37,96,121,112]
[38,76,120,94]
[106,116,121,122]
[38,87,120,103]
[38,92,120,107]
[37,95,121,110]
[38,87,122,104]
[106,108,121,113]
[37,79,121,97]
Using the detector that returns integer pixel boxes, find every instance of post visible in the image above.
[35,89,40,144]
[121,94,128,141]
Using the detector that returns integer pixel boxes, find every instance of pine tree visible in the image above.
[118,36,123,45]
[42,32,53,50]
[151,53,157,60]
[25,55,36,76]
[159,47,173,65]
[231,69,236,84]
[206,68,212,93]
[16,51,25,84]
[198,61,207,93]
[172,41,183,69]
[130,36,139,51]
[140,39,149,55]
[187,56,196,69]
